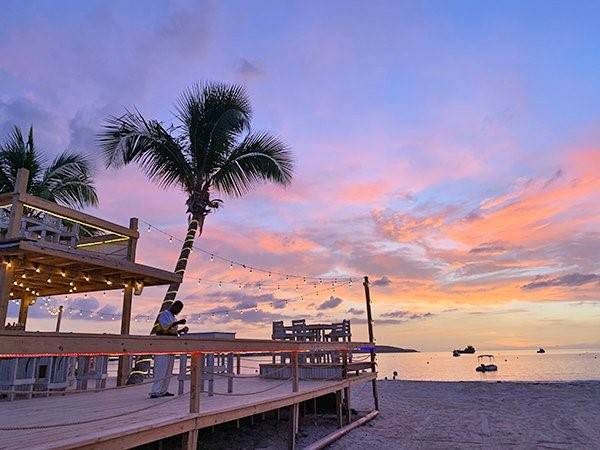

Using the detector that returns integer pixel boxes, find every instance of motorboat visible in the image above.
[537,348,545,353]
[452,350,460,357]
[475,354,498,372]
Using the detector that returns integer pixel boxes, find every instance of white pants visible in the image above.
[150,354,175,395]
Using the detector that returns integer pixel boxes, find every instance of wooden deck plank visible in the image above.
[0,373,375,450]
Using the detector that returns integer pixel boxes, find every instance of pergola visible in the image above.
[0,168,181,383]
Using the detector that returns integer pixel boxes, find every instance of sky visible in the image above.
[1,0,599,351]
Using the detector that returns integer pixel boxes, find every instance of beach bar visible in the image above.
[0,168,379,449]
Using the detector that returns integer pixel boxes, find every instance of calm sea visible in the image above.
[108,349,600,383]
[376,349,600,382]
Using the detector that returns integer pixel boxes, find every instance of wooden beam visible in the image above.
[0,331,369,357]
[304,410,379,450]
[18,240,180,284]
[20,192,139,238]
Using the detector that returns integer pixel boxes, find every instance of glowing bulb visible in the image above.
[61,272,66,278]
[35,265,41,273]
[21,273,26,279]
[210,254,214,262]
[47,278,52,283]
[169,236,173,243]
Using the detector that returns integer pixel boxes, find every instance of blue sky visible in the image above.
[1,1,599,350]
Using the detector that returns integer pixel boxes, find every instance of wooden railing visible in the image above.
[0,331,374,414]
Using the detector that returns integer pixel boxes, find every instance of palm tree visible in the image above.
[0,126,98,208]
[99,82,294,382]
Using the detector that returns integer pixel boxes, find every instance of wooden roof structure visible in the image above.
[0,168,181,330]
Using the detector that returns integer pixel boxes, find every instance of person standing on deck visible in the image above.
[149,300,189,398]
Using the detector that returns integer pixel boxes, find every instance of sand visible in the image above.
[198,380,600,449]
[331,380,600,449]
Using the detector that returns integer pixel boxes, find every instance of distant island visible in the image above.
[358,345,418,353]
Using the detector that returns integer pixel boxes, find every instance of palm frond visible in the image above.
[0,126,44,192]
[175,82,252,180]
[35,152,99,208]
[98,110,193,191]
[210,131,294,197]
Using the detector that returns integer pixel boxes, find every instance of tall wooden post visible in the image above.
[363,276,379,411]
[117,218,138,386]
[0,169,28,328]
[55,305,64,332]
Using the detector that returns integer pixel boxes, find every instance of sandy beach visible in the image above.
[331,380,600,449]
[199,380,600,449]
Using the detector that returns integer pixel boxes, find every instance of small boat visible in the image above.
[537,348,545,354]
[452,350,460,357]
[454,345,476,354]
[475,354,498,372]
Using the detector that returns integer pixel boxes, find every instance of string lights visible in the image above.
[139,219,355,282]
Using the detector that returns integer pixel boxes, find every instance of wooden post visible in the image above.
[7,168,28,239]
[18,293,33,329]
[344,386,351,425]
[189,352,202,413]
[178,353,188,395]
[288,403,298,450]
[0,261,15,328]
[291,351,299,392]
[335,390,343,428]
[236,354,241,374]
[182,429,198,450]
[117,218,138,386]
[363,276,379,411]
[227,353,234,393]
[55,305,63,332]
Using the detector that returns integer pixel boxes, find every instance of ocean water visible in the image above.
[375,349,600,382]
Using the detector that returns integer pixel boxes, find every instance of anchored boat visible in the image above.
[475,354,498,372]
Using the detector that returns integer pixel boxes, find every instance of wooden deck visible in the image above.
[0,372,375,450]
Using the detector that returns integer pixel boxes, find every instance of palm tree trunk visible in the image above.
[126,215,205,385]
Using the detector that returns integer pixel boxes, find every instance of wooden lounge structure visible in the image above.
[0,168,380,449]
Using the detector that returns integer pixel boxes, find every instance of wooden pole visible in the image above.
[363,276,379,411]
[117,218,138,386]
[55,305,64,332]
